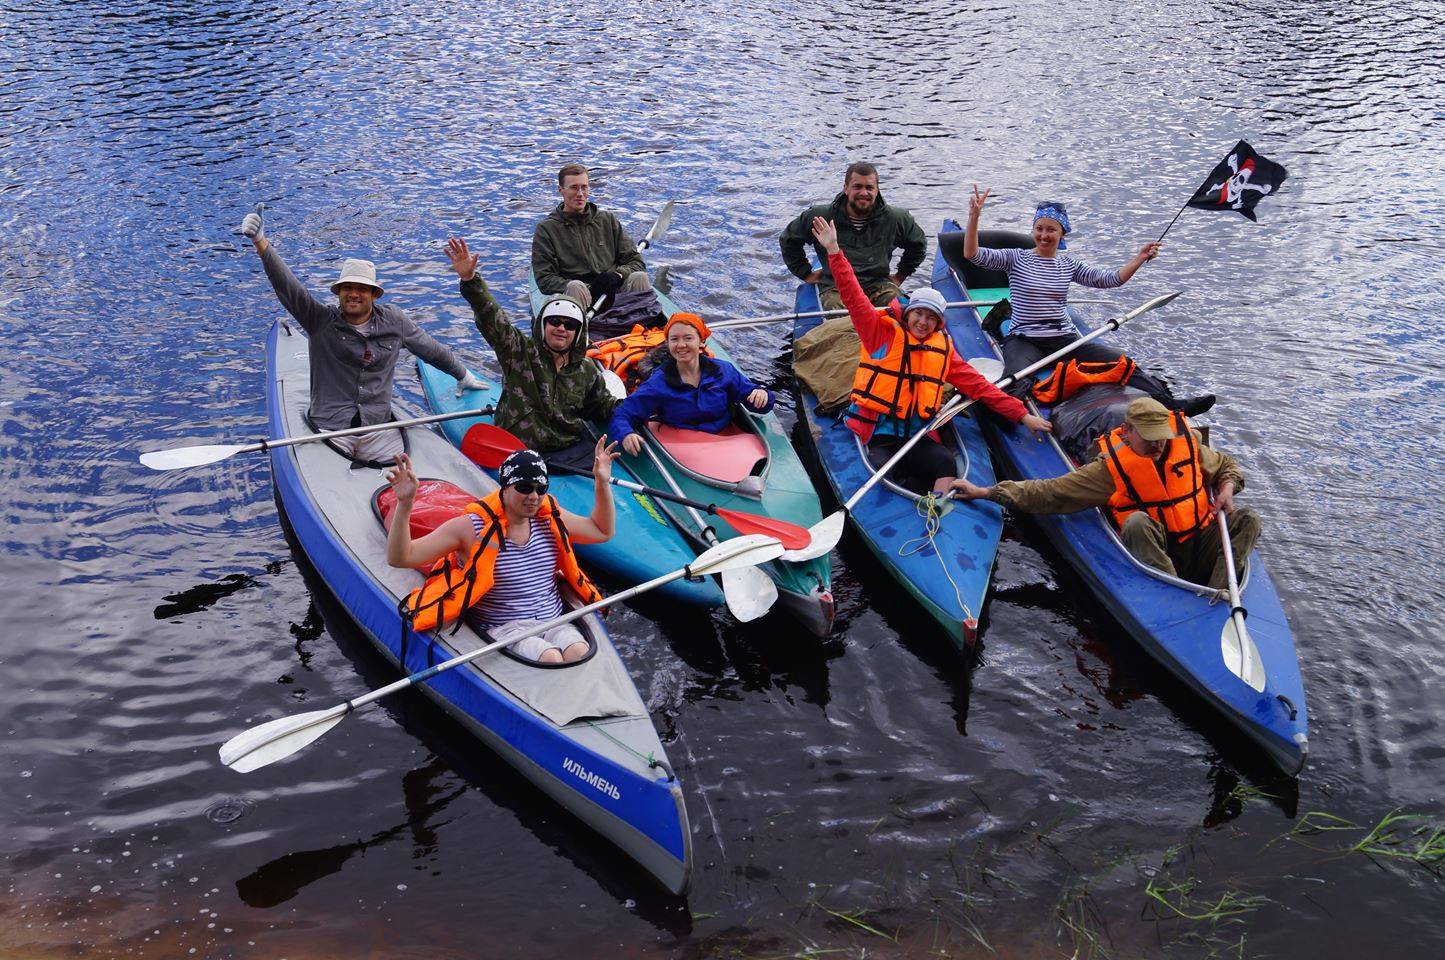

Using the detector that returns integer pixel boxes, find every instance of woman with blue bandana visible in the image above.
[962,186,1214,417]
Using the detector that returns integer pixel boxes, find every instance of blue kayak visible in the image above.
[265,320,693,892]
[934,220,1309,774]
[789,281,1005,648]
[414,360,724,609]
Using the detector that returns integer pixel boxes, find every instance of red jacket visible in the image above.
[830,251,1027,441]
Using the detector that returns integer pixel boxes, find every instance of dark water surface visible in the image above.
[3,1,1442,957]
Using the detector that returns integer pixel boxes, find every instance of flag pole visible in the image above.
[1156,167,1218,245]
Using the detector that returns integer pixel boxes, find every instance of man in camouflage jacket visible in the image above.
[445,237,617,458]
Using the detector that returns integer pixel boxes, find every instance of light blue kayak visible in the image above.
[414,359,725,608]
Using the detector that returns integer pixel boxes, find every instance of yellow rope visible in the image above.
[897,493,973,624]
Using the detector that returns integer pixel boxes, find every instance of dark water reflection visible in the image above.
[2,0,1442,956]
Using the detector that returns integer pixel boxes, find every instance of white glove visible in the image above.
[455,371,486,396]
[241,203,264,242]
[564,279,593,311]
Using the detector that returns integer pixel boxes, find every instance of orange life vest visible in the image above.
[403,491,603,632]
[847,315,953,431]
[1097,411,1215,543]
[588,325,711,386]
[1031,355,1137,404]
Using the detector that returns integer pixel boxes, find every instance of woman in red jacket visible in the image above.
[811,217,1050,494]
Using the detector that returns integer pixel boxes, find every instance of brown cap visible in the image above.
[1124,397,1177,441]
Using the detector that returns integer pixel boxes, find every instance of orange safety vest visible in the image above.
[847,314,953,430]
[1097,411,1215,543]
[1031,355,1137,404]
[403,491,603,632]
[588,325,711,385]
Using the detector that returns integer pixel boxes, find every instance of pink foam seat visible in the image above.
[647,422,767,483]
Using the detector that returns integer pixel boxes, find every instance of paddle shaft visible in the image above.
[243,407,495,455]
[843,316,1129,511]
[638,438,717,540]
[343,554,712,714]
[1216,505,1252,669]
[549,461,740,517]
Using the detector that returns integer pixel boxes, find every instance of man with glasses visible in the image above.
[531,162,652,313]
[445,236,618,466]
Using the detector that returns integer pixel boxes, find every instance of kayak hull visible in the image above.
[935,220,1309,775]
[414,360,724,608]
[265,321,693,892]
[790,282,1003,649]
[535,275,835,635]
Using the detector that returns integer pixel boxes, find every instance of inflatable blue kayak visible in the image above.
[265,320,693,892]
[935,220,1309,774]
[789,281,1004,648]
[414,360,724,609]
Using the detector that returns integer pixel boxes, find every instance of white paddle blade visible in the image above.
[1123,290,1182,321]
[646,200,676,245]
[781,510,845,562]
[722,566,778,622]
[1221,615,1267,693]
[219,706,349,773]
[965,357,1005,383]
[599,365,627,401]
[140,443,247,471]
[689,533,786,576]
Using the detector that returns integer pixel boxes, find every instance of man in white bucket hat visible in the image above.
[241,206,483,464]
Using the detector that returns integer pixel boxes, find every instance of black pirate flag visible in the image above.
[1186,140,1288,222]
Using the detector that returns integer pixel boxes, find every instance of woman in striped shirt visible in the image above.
[384,440,618,663]
[963,186,1214,417]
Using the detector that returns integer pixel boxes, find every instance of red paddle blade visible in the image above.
[715,507,810,551]
[460,423,525,468]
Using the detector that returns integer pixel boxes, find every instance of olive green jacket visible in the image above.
[531,202,647,295]
[779,192,927,289]
[988,432,1245,514]
[460,275,617,451]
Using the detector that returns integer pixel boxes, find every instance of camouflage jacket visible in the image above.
[460,276,617,451]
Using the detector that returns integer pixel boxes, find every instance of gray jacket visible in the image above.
[261,245,468,430]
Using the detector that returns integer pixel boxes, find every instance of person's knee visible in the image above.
[1230,507,1262,541]
[562,641,589,662]
[1121,512,1161,541]
[622,271,651,293]
[537,647,564,664]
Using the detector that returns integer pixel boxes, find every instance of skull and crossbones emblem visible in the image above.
[1206,152,1274,210]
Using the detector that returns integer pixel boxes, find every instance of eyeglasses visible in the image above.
[511,480,549,495]
[543,316,582,332]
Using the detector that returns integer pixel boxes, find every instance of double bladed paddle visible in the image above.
[138,407,497,471]
[218,533,787,773]
[459,423,810,551]
[793,291,1185,555]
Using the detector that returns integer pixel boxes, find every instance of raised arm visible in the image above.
[962,185,990,262]
[561,436,620,544]
[241,206,329,334]
[447,236,527,367]
[813,217,891,351]
[384,454,477,568]
[1113,242,1162,285]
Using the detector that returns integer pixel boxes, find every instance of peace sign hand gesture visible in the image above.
[967,185,990,221]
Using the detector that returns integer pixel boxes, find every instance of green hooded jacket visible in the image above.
[460,276,618,451]
[779,191,927,289]
[531,202,647,295]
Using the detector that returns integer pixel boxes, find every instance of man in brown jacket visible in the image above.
[951,398,1262,591]
[530,163,652,311]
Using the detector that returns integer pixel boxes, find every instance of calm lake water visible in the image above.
[2,1,1442,957]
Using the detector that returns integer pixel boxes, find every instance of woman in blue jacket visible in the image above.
[609,312,774,456]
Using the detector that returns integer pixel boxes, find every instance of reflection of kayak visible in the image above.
[935,221,1309,775]
[266,320,693,893]
[559,276,836,636]
[415,360,724,609]
[789,282,1004,649]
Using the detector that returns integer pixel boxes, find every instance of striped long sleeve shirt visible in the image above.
[969,247,1123,339]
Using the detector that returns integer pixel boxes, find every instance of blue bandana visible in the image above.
[1034,202,1071,249]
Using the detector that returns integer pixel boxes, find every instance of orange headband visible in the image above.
[665,312,711,341]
